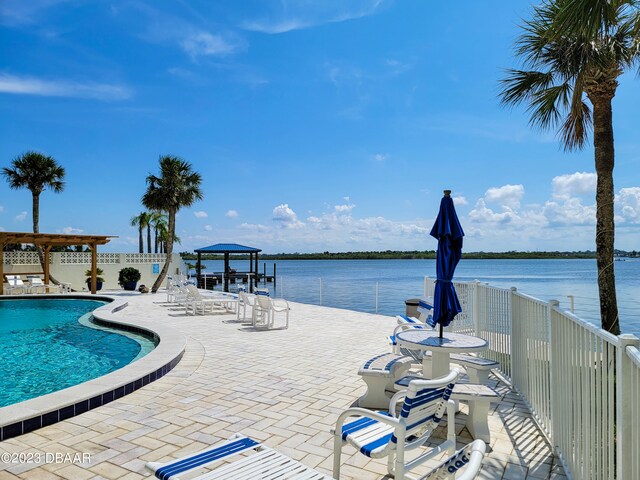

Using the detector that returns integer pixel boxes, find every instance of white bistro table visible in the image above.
[395,330,488,379]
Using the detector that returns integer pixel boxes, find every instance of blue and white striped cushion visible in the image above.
[154,437,259,480]
[340,412,394,458]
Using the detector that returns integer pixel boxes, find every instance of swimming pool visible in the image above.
[0,298,156,407]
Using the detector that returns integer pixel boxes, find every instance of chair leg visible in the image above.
[333,435,343,479]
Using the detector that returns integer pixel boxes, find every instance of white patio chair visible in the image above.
[5,275,27,294]
[333,369,460,480]
[253,294,290,329]
[237,291,256,322]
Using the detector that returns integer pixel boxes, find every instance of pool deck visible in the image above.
[0,291,567,479]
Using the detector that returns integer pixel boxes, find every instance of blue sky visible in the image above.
[1,0,639,254]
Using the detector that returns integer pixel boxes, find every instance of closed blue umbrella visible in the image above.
[428,190,465,338]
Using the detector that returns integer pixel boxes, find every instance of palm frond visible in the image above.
[560,99,592,151]
[528,82,573,129]
[554,0,626,37]
[499,70,556,106]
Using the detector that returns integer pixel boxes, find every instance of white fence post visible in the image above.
[617,334,640,480]
[472,280,481,337]
[423,276,429,298]
[567,295,575,313]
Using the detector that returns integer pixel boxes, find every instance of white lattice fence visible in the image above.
[58,253,121,264]
[125,254,167,264]
[3,252,41,265]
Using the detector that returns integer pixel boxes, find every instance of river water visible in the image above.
[198,258,640,336]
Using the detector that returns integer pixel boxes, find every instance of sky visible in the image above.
[1,0,639,254]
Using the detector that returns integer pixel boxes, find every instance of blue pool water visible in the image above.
[0,298,155,408]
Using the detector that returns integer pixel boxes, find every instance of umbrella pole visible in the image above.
[439,323,444,338]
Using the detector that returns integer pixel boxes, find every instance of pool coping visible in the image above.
[0,293,187,441]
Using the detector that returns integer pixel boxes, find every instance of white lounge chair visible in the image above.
[253,294,290,329]
[27,275,60,294]
[5,275,27,294]
[333,370,460,480]
[146,432,485,480]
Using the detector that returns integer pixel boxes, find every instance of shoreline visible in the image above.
[180,251,639,261]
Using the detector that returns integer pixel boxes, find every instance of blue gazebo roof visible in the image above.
[194,243,262,254]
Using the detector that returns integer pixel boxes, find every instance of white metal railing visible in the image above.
[422,277,640,480]
[626,346,640,480]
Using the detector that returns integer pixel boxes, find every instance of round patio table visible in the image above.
[395,330,488,379]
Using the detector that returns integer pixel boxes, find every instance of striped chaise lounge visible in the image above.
[146,434,332,479]
[333,369,461,480]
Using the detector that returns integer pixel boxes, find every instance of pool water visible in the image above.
[0,298,155,407]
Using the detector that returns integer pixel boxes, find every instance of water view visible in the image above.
[199,258,640,335]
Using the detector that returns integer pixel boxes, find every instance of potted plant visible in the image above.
[85,268,105,291]
[118,267,141,291]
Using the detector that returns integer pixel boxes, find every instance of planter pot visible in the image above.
[86,280,103,291]
[122,281,138,291]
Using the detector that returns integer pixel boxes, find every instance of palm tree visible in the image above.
[142,155,203,292]
[130,212,151,254]
[2,151,65,282]
[2,151,65,234]
[149,211,168,253]
[499,0,639,335]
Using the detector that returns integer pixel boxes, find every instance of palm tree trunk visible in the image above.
[151,210,175,292]
[147,224,152,254]
[591,94,620,335]
[154,228,158,254]
[32,192,61,285]
[32,192,40,234]
[138,226,144,254]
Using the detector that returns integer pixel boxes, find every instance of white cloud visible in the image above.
[0,205,4,212]
[0,0,69,26]
[225,209,238,218]
[0,73,133,101]
[61,226,83,234]
[193,210,208,218]
[373,153,388,162]
[616,187,640,223]
[484,184,525,209]
[272,204,304,228]
[543,198,596,225]
[241,1,385,34]
[452,196,468,206]
[334,204,355,213]
[239,222,269,232]
[15,211,27,222]
[552,172,597,199]
[204,225,213,232]
[468,199,517,224]
[180,31,245,59]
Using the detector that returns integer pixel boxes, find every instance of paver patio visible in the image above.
[0,291,567,479]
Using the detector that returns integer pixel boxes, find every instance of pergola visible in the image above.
[0,232,116,295]
[194,243,262,292]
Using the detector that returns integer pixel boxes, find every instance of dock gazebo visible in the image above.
[0,232,116,295]
[194,243,262,292]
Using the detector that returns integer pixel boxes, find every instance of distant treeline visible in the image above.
[180,249,639,261]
